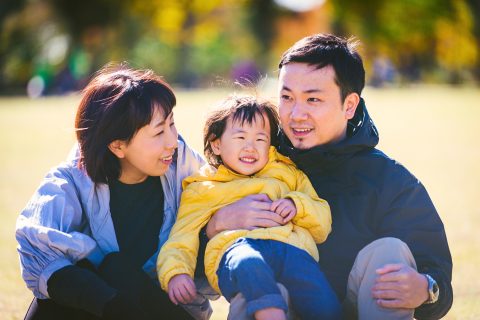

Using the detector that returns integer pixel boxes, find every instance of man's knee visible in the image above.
[346,237,416,320]
[354,237,415,270]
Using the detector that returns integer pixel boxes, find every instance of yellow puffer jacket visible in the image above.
[157,147,331,294]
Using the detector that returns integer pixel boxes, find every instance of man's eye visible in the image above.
[308,97,321,102]
[281,95,292,101]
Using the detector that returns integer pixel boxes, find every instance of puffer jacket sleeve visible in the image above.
[377,163,453,320]
[15,164,97,299]
[285,168,332,244]
[157,186,212,291]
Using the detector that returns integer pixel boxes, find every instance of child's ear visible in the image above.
[211,139,221,156]
[108,140,127,158]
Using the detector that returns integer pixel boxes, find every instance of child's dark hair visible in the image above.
[204,95,279,167]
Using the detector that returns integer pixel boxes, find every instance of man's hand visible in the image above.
[206,194,284,238]
[271,198,297,224]
[372,263,429,309]
[168,274,197,305]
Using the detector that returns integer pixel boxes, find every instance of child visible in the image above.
[157,96,341,320]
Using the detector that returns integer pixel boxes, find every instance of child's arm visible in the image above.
[284,169,332,244]
[168,274,197,305]
[157,187,213,292]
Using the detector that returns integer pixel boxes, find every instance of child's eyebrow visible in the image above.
[232,128,247,134]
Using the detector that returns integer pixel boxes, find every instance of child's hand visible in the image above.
[271,198,297,224]
[168,274,197,305]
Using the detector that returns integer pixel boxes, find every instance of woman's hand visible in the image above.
[168,274,197,305]
[206,194,285,238]
[271,198,297,224]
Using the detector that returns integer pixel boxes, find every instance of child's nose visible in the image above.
[243,140,255,151]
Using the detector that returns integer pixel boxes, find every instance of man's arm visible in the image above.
[375,166,453,319]
[205,194,284,239]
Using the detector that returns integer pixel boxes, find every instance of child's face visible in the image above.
[212,113,271,176]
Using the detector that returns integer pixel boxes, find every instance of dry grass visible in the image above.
[0,85,479,319]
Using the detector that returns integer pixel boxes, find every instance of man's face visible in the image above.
[278,63,357,150]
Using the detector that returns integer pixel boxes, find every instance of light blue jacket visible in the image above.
[16,137,215,319]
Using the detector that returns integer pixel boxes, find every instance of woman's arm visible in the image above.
[15,164,97,299]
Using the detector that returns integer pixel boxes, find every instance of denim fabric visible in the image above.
[217,238,342,319]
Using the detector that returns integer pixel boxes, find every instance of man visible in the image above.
[205,34,452,319]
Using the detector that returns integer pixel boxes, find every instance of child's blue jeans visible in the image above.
[216,238,342,319]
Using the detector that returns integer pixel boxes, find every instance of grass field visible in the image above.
[1,85,479,319]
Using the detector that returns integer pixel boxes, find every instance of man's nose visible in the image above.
[290,102,308,121]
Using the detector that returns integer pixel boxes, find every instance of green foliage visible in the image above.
[332,0,478,83]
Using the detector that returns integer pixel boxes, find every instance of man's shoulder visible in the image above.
[354,148,417,183]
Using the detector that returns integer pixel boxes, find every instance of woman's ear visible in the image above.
[108,140,126,158]
[343,93,360,120]
[211,139,221,156]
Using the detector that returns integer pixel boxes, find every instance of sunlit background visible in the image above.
[1,1,480,319]
[0,0,478,97]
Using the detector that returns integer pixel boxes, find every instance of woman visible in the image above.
[15,65,211,319]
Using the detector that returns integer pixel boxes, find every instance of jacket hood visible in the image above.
[278,98,379,173]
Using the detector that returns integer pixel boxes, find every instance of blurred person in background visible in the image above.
[205,34,453,320]
[16,65,212,320]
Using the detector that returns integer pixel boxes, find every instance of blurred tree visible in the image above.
[465,0,480,80]
[0,0,27,92]
[331,0,478,83]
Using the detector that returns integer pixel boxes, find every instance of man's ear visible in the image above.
[210,139,221,156]
[344,93,360,120]
[108,140,126,159]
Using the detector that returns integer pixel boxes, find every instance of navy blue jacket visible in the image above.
[278,99,453,319]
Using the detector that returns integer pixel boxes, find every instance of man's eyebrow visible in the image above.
[281,85,322,93]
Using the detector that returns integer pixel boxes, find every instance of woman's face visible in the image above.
[113,107,178,184]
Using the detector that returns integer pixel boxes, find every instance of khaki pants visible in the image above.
[228,237,416,320]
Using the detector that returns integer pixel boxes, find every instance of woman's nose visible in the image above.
[164,128,178,150]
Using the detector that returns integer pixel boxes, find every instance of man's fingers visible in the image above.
[372,289,401,300]
[248,193,272,202]
[254,217,283,228]
[376,298,403,309]
[252,200,273,211]
[376,263,403,275]
[257,210,284,223]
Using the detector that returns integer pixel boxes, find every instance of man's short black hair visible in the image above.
[279,33,365,102]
